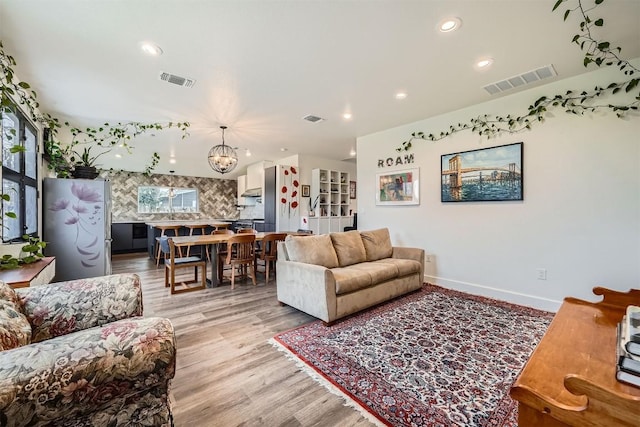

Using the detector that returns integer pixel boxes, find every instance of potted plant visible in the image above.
[69,146,104,179]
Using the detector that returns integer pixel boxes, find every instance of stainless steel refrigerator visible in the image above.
[43,178,112,281]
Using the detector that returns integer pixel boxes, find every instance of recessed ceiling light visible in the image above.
[114,153,122,158]
[169,157,177,164]
[280,148,288,152]
[245,149,252,157]
[140,41,163,56]
[475,58,494,69]
[395,92,408,100]
[343,112,352,120]
[349,148,356,157]
[438,17,462,33]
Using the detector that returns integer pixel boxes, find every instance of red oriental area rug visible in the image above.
[271,284,553,427]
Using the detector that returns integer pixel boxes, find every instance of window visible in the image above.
[138,186,199,214]
[1,104,38,242]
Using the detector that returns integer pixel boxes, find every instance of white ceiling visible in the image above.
[2,0,639,179]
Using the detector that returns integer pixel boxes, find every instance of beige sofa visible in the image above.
[277,228,424,324]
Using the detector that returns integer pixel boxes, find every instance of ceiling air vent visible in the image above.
[302,114,325,123]
[483,64,556,95]
[159,72,196,88]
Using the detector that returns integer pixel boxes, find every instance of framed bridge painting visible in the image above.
[376,168,420,205]
[441,142,523,202]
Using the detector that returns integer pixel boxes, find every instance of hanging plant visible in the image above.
[40,114,189,177]
[1,40,190,178]
[397,0,638,152]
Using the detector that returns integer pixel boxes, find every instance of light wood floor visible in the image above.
[112,253,373,427]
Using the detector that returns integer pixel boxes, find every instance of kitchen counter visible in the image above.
[145,219,234,226]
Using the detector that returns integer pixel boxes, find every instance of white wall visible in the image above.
[357,62,640,312]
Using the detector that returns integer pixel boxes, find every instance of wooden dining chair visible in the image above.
[237,228,257,234]
[160,236,206,294]
[212,229,234,281]
[256,233,287,284]
[212,229,235,235]
[219,234,256,289]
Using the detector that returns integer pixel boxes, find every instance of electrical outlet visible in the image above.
[536,268,547,280]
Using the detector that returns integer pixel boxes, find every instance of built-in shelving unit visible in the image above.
[309,168,353,234]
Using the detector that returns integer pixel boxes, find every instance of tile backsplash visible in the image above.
[107,171,239,222]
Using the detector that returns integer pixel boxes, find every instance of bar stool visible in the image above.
[185,224,209,260]
[155,225,182,267]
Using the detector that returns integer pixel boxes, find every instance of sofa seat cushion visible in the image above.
[284,234,339,268]
[360,228,393,261]
[330,230,367,267]
[331,267,372,295]
[332,262,399,295]
[0,282,31,351]
[374,258,422,276]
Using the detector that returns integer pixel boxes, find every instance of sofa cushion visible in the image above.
[330,231,367,267]
[331,267,373,295]
[284,234,339,268]
[0,281,31,351]
[351,262,399,283]
[0,280,21,307]
[360,228,393,261]
[332,262,400,295]
[375,258,422,276]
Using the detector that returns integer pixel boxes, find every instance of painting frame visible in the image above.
[441,142,523,203]
[301,184,310,198]
[349,181,357,199]
[375,168,420,206]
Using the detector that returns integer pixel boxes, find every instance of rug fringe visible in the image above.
[268,338,387,427]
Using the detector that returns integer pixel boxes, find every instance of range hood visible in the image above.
[241,187,262,197]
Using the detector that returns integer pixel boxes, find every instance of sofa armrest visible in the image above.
[16,273,143,343]
[0,316,175,425]
[392,247,425,280]
[276,260,337,323]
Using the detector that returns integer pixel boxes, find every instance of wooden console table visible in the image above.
[510,287,640,426]
[0,256,56,288]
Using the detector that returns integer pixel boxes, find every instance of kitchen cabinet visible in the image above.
[245,160,273,194]
[236,175,255,206]
[263,166,276,232]
[112,223,148,254]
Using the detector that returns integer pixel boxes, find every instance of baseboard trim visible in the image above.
[425,275,562,313]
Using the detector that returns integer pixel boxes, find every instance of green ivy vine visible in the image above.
[41,114,189,177]
[1,39,190,177]
[1,39,189,267]
[397,0,638,152]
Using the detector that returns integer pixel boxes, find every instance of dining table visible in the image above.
[170,231,304,287]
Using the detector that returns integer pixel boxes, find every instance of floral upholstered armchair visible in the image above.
[0,273,176,426]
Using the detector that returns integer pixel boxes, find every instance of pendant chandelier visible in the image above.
[208,125,238,174]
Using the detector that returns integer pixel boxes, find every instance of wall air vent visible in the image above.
[302,114,325,123]
[483,64,557,95]
[159,72,196,88]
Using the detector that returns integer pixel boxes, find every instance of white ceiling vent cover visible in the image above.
[159,72,196,88]
[302,114,325,123]
[484,64,556,95]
